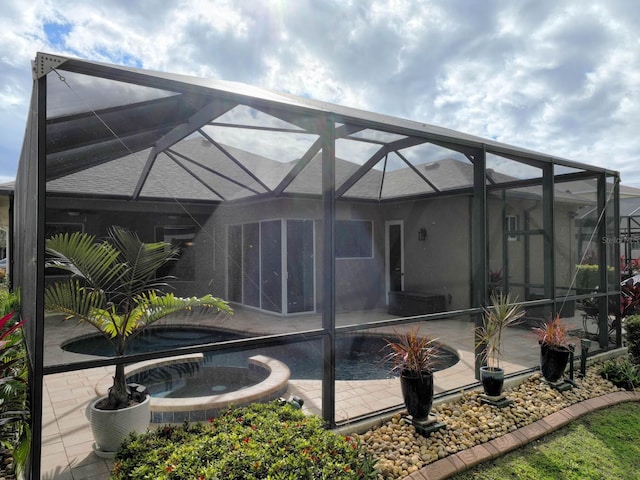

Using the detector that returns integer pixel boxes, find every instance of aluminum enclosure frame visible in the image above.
[15,52,621,478]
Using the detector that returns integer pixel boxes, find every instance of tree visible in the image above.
[44,226,232,410]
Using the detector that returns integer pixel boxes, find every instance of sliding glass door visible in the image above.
[227,219,315,314]
[287,219,315,313]
[261,220,282,313]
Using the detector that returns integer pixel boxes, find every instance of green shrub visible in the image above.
[599,356,640,391]
[0,306,30,479]
[0,289,20,316]
[575,264,616,292]
[626,315,640,365]
[111,402,378,480]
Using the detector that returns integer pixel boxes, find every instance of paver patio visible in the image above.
[39,308,604,479]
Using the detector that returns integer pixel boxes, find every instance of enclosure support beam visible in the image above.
[501,190,509,294]
[30,73,47,480]
[524,211,531,301]
[321,114,336,426]
[542,163,555,311]
[471,148,487,380]
[613,176,622,347]
[597,173,609,348]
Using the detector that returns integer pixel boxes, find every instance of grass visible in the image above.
[452,402,640,480]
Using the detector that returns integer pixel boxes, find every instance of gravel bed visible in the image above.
[355,366,621,479]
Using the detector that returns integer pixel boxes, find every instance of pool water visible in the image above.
[63,326,459,381]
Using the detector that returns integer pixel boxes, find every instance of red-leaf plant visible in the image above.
[381,327,441,380]
[621,282,640,317]
[532,315,570,350]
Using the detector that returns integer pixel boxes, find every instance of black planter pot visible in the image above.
[480,366,504,397]
[540,343,571,383]
[400,370,434,420]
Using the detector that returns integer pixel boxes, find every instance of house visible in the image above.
[45,140,595,316]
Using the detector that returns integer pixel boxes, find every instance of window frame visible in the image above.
[506,215,519,242]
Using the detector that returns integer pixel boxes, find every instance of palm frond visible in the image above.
[90,306,127,339]
[476,293,525,369]
[128,292,232,332]
[12,423,31,480]
[43,279,113,333]
[115,293,231,352]
[108,226,179,298]
[46,231,124,291]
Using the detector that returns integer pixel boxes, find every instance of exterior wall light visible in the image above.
[418,227,427,241]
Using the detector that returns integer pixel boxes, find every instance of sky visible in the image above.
[1,0,640,187]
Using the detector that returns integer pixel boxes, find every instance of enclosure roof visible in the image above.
[620,197,640,218]
[37,52,617,204]
[46,145,589,206]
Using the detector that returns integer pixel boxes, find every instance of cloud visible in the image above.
[0,0,639,187]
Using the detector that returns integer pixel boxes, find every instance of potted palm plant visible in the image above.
[475,292,524,397]
[533,314,571,383]
[44,226,232,456]
[382,327,439,420]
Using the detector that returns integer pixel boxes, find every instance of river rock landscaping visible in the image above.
[355,365,622,479]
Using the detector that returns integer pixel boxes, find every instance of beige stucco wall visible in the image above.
[44,190,585,318]
[381,196,471,311]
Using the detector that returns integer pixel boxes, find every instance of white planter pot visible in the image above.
[89,395,151,458]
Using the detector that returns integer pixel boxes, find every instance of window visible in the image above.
[506,215,519,242]
[336,220,373,258]
[155,226,196,281]
[45,222,84,237]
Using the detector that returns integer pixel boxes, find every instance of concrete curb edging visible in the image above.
[406,391,640,480]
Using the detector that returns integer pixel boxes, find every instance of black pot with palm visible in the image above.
[475,293,525,397]
[44,226,232,455]
[383,328,440,421]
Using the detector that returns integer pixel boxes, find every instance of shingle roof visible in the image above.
[47,137,590,206]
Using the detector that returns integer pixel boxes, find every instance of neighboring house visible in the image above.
[563,180,640,200]
[619,197,640,262]
[0,182,13,270]
[578,196,640,272]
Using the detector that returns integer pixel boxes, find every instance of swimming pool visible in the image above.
[63,326,459,381]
